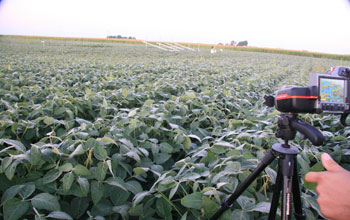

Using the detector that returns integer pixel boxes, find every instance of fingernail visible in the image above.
[323,153,332,161]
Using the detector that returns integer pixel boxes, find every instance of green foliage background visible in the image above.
[1,36,350,220]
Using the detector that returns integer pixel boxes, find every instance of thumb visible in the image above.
[321,153,345,172]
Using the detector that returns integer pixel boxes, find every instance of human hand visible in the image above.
[305,153,350,220]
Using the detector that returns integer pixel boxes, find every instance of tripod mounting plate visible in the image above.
[272,143,299,155]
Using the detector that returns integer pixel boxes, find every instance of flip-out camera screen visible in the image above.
[320,78,345,103]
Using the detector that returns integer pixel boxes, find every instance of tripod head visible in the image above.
[275,113,324,146]
[265,95,325,146]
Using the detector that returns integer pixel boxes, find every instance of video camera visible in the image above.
[265,66,350,126]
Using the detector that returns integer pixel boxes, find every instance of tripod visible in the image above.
[210,113,324,220]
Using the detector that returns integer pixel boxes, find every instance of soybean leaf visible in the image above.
[125,151,141,162]
[96,161,108,181]
[237,196,255,210]
[70,197,89,219]
[304,194,323,217]
[0,139,26,153]
[180,212,188,220]
[110,188,130,206]
[31,193,60,211]
[1,185,25,204]
[180,192,203,209]
[155,153,171,164]
[94,143,108,161]
[77,177,90,196]
[202,196,219,218]
[2,157,13,171]
[125,180,143,195]
[188,134,201,142]
[18,183,36,200]
[251,202,271,213]
[128,109,137,117]
[128,203,144,216]
[43,116,55,125]
[84,138,99,149]
[3,198,30,220]
[230,209,250,220]
[156,198,172,220]
[73,164,91,176]
[90,200,113,217]
[112,204,130,219]
[54,107,66,116]
[298,154,310,174]
[265,167,277,183]
[91,181,104,205]
[47,211,73,220]
[183,137,191,150]
[304,162,324,190]
[122,88,129,98]
[59,163,73,172]
[181,172,201,181]
[100,137,117,145]
[133,167,149,175]
[106,160,114,177]
[169,182,180,200]
[138,147,149,157]
[210,145,228,154]
[118,138,134,149]
[133,191,151,207]
[69,144,85,158]
[213,141,234,148]
[160,142,173,153]
[62,172,75,192]
[105,177,128,192]
[144,99,154,106]
[5,160,19,180]
[29,145,42,166]
[43,169,62,184]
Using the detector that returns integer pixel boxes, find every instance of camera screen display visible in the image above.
[320,78,345,103]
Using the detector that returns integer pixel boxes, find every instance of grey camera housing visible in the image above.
[309,66,350,114]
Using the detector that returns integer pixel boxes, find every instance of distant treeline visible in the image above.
[107,35,136,40]
[218,40,248,46]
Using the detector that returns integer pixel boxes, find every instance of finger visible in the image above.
[321,153,345,172]
[305,171,322,183]
[317,195,333,220]
[315,185,321,194]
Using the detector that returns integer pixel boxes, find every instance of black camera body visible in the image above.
[274,86,318,113]
[266,66,350,125]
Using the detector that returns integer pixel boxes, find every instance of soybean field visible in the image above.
[1,36,350,220]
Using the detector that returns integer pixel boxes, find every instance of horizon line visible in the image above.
[2,34,350,57]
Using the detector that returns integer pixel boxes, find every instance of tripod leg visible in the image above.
[280,154,295,220]
[268,154,295,220]
[282,175,293,220]
[292,157,306,220]
[209,150,276,220]
[268,165,283,220]
[269,154,294,220]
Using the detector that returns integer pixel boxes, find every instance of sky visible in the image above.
[0,0,349,54]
